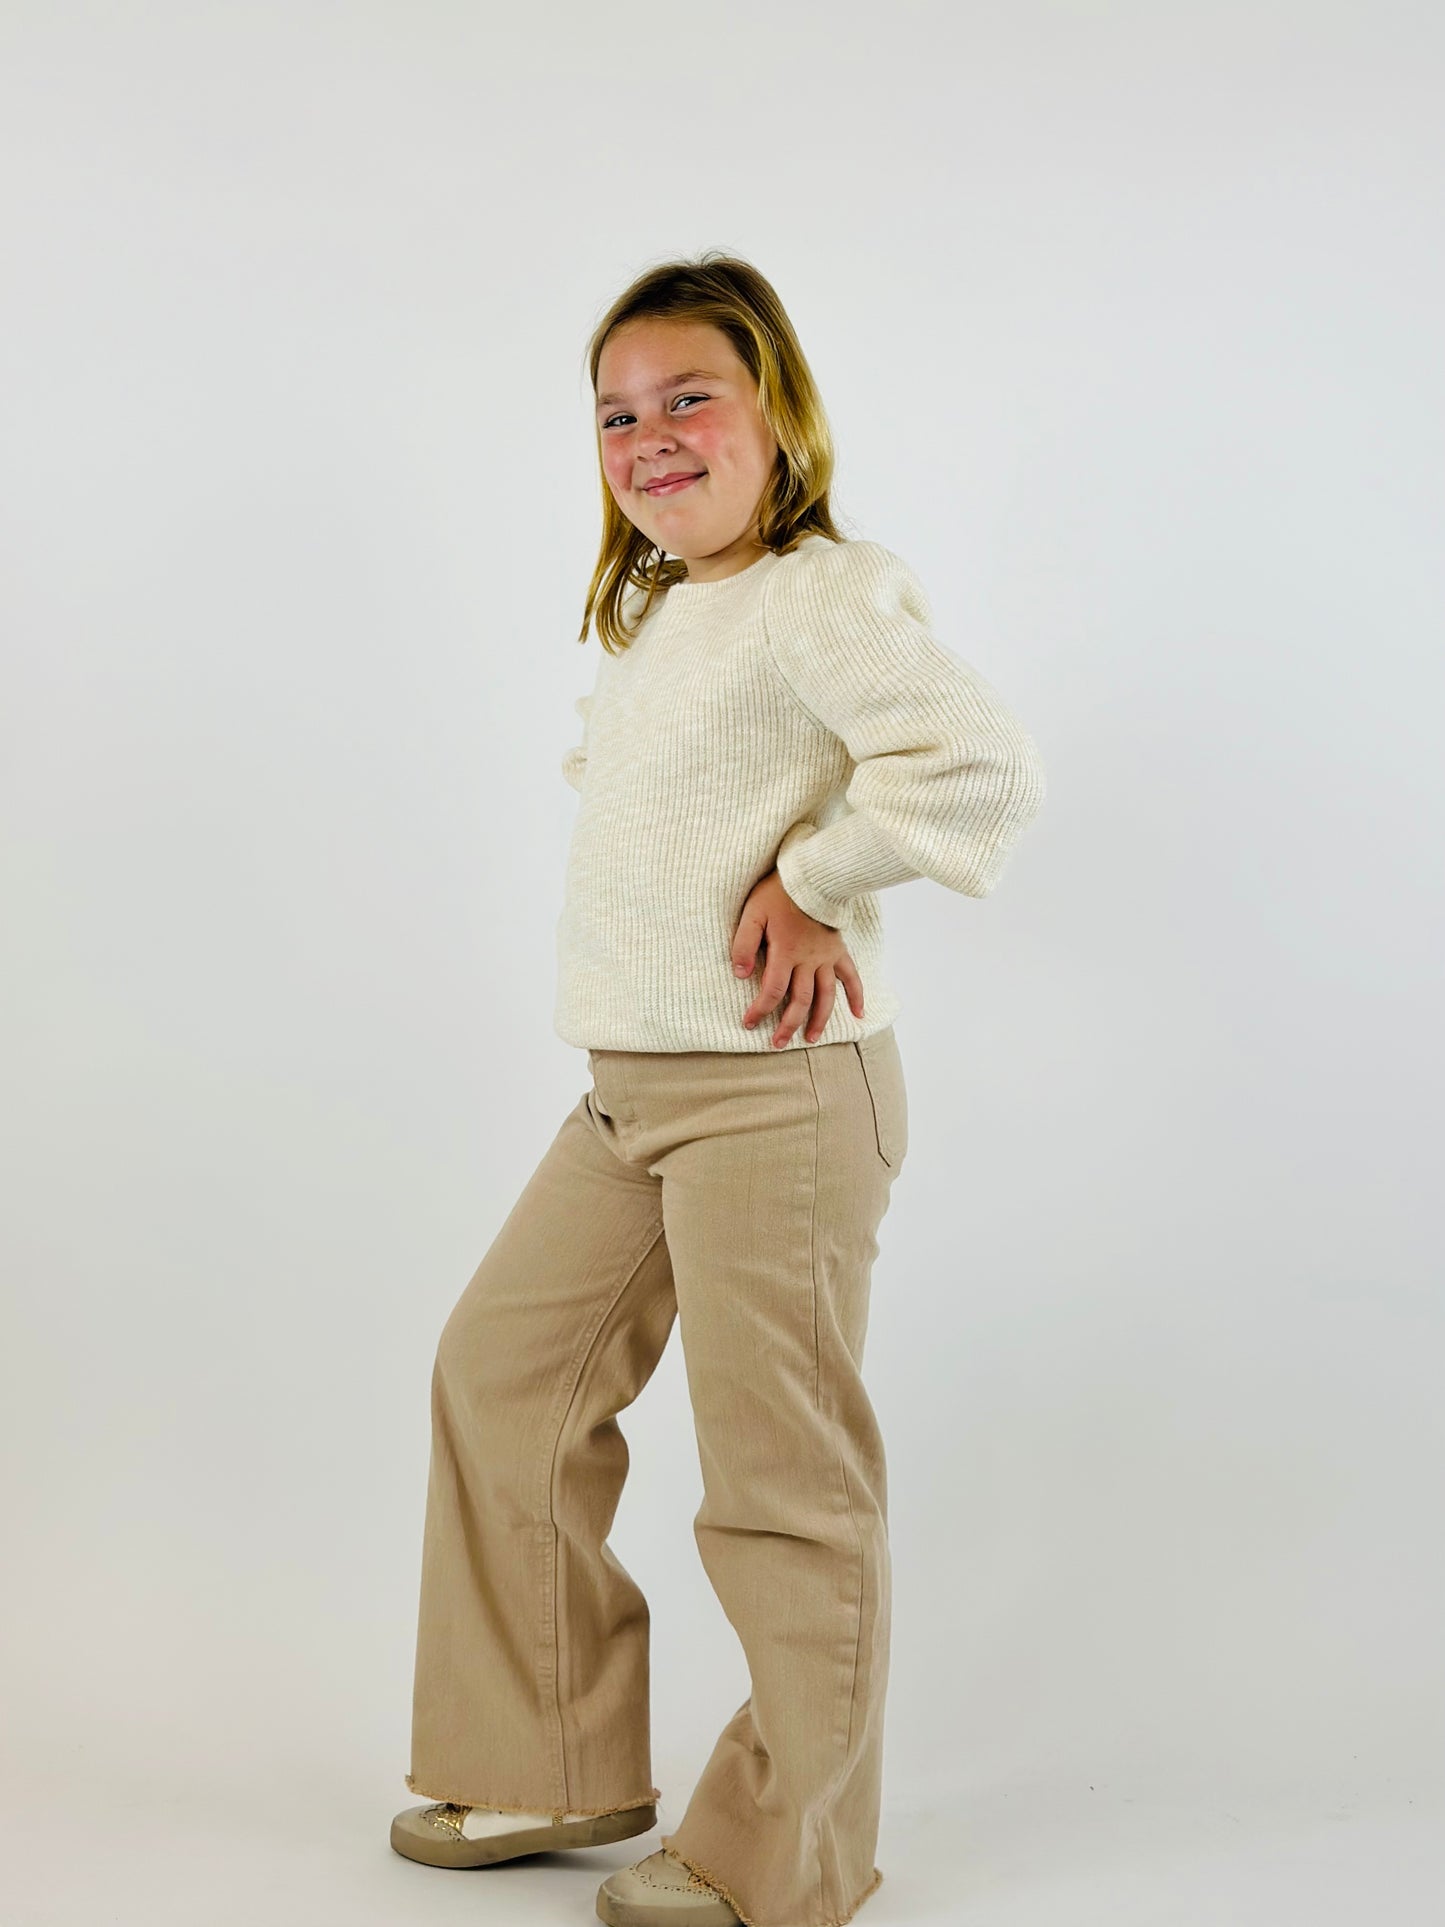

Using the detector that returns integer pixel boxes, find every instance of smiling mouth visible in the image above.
[643,473,704,497]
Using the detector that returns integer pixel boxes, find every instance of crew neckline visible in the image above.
[665,548,780,599]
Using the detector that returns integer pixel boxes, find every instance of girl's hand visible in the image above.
[730,868,865,1047]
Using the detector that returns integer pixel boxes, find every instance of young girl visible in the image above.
[390,253,1046,1927]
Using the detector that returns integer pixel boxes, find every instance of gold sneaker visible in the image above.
[391,1796,657,1869]
[595,1847,742,1927]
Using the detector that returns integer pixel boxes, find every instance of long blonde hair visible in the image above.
[579,251,848,654]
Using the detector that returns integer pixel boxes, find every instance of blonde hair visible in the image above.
[579,250,848,654]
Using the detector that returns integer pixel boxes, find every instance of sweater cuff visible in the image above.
[774,814,921,930]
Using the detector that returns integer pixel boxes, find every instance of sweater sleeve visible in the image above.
[561,693,592,792]
[762,539,1046,931]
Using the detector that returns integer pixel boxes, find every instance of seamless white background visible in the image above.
[2,3,1441,1923]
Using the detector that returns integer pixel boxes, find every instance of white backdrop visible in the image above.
[2,4,1440,1924]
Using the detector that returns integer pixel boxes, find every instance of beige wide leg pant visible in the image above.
[406,1027,908,1927]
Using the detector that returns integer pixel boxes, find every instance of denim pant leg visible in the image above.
[406,1080,675,1816]
[594,1031,907,1927]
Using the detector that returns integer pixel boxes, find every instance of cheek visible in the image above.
[686,423,724,463]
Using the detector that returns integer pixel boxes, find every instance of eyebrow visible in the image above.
[595,369,725,408]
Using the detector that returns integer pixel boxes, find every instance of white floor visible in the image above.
[0,1769,1436,1926]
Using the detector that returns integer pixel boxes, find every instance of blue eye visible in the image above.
[602,394,707,430]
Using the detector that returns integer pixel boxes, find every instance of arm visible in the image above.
[762,539,1047,932]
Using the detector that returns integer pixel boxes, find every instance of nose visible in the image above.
[634,408,681,457]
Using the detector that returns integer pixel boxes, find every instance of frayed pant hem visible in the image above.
[404,1772,660,1820]
[659,1836,884,1927]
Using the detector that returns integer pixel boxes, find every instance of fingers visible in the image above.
[834,951,866,1019]
[744,965,841,1048]
[770,966,817,1049]
[730,903,766,979]
[742,947,799,1034]
[739,944,864,1048]
[802,968,838,1044]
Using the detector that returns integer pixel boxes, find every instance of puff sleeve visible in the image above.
[763,540,1046,930]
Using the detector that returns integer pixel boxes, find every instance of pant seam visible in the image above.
[542,1211,669,1811]
[802,1045,823,1411]
[801,1042,871,1923]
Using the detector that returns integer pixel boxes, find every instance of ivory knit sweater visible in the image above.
[553,532,1046,1053]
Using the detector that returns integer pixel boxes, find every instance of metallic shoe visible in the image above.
[391,1797,657,1869]
[596,1847,742,1927]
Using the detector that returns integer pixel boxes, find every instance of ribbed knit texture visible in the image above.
[554,532,1046,1052]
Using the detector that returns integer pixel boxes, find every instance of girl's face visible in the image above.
[595,317,779,582]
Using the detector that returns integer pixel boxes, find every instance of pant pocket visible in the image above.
[853,1030,907,1169]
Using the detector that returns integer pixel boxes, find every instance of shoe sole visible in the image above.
[596,1881,740,1927]
[391,1801,657,1869]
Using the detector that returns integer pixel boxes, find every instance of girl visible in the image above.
[390,253,1046,1927]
